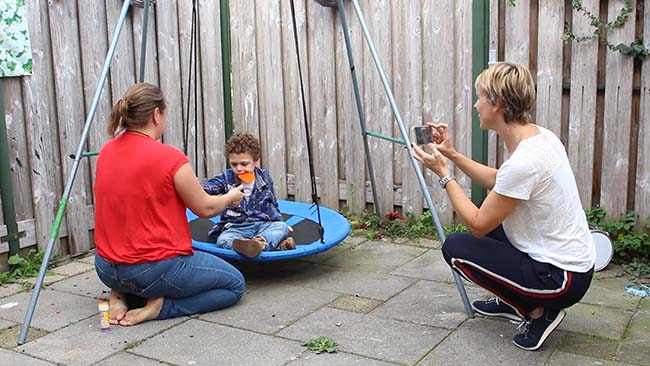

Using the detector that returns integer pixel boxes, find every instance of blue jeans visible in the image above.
[95,251,245,319]
[217,221,289,250]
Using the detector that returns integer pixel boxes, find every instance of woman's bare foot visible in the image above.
[118,297,164,326]
[108,290,128,325]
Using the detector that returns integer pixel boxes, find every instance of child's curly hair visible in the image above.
[225,132,261,161]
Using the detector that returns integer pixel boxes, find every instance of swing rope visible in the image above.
[289,0,324,242]
[183,0,199,173]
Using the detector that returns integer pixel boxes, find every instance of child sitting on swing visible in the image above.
[202,132,295,257]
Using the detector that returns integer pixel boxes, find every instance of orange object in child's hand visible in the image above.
[238,171,255,184]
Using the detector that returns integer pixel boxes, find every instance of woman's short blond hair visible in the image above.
[475,62,536,124]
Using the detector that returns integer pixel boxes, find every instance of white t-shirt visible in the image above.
[494,126,595,272]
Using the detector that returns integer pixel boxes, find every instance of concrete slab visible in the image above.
[626,309,650,340]
[0,283,26,298]
[0,317,16,331]
[199,282,339,334]
[0,290,98,332]
[21,273,68,287]
[616,340,650,366]
[389,249,455,282]
[278,307,449,365]
[419,317,555,366]
[51,261,94,277]
[0,348,57,365]
[297,242,357,264]
[329,294,383,314]
[94,351,173,366]
[640,297,650,312]
[130,318,304,366]
[555,332,621,360]
[48,271,109,300]
[342,236,369,246]
[371,279,488,329]
[562,303,633,340]
[321,241,427,273]
[0,323,48,348]
[76,255,95,265]
[286,350,398,366]
[581,277,643,311]
[16,316,186,366]
[278,264,416,301]
[548,351,634,366]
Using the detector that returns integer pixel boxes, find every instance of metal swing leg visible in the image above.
[335,0,474,318]
[18,0,153,344]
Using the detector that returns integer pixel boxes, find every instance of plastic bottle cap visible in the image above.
[98,301,109,311]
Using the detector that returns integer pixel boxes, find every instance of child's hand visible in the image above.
[227,185,244,207]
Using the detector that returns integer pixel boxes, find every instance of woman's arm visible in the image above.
[174,163,243,218]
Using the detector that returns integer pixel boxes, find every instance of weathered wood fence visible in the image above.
[1,0,649,262]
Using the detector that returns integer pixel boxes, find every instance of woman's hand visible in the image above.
[426,122,455,158]
[412,143,450,178]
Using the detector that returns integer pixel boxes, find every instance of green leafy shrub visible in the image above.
[0,249,53,286]
[346,209,467,241]
[303,336,338,354]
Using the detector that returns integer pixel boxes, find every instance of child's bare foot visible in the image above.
[118,297,163,326]
[232,238,266,257]
[108,290,128,325]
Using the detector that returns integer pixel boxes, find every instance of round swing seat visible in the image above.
[187,200,350,262]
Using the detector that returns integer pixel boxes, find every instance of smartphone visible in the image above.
[411,126,433,145]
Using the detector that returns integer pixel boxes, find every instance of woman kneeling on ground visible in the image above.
[94,83,246,326]
[412,62,595,351]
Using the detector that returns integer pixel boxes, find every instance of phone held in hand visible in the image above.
[411,126,433,146]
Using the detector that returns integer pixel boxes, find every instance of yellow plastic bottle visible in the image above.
[98,301,110,332]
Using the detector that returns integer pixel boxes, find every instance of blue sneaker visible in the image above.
[513,309,566,351]
[472,297,521,321]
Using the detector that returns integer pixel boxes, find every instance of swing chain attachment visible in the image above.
[314,0,338,8]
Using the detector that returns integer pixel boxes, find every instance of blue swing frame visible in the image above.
[187,200,350,262]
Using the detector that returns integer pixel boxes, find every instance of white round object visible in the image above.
[591,230,613,272]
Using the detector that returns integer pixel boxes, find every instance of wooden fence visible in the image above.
[1,0,649,262]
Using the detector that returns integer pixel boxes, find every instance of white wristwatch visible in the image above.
[438,175,456,189]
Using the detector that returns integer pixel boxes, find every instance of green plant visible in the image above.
[303,336,338,354]
[0,249,54,286]
[562,0,650,59]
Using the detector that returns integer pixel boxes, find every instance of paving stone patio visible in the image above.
[0,235,648,365]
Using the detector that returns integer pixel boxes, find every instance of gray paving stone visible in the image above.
[0,283,26,298]
[555,332,621,361]
[581,277,643,311]
[16,316,186,366]
[626,309,650,340]
[76,255,96,265]
[278,307,449,365]
[51,261,94,277]
[616,339,650,366]
[548,351,634,366]
[329,294,383,314]
[0,290,97,332]
[343,236,369,246]
[371,279,488,329]
[286,351,398,366]
[298,242,357,264]
[419,317,555,366]
[278,264,416,301]
[321,241,427,273]
[0,317,16,331]
[0,323,48,348]
[562,303,633,340]
[389,250,455,282]
[0,348,57,365]
[48,271,109,300]
[199,282,339,334]
[130,318,304,366]
[94,351,172,366]
[640,297,650,312]
[21,273,68,287]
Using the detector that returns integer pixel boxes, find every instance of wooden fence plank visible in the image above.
[335,0,366,213]
[568,0,599,209]
[48,0,91,253]
[132,5,159,85]
[422,0,453,224]
[636,2,650,223]
[255,0,287,199]
[487,0,499,169]
[156,0,185,151]
[105,0,136,104]
[198,0,226,178]
[391,0,423,216]
[21,0,61,251]
[361,0,393,214]
[230,0,259,135]
[307,1,338,210]
[281,0,311,204]
[601,0,635,219]
[504,1,530,66]
[535,1,564,136]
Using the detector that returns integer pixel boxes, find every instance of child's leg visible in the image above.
[254,221,289,250]
[216,223,258,249]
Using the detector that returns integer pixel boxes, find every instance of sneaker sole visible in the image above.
[512,309,566,351]
[471,304,522,322]
[232,239,265,258]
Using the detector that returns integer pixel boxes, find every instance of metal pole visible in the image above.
[19,0,134,344]
[335,0,380,217]
[138,0,151,82]
[0,78,23,261]
[349,0,474,318]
